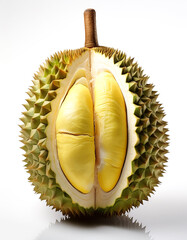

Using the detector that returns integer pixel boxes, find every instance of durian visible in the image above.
[20,9,169,216]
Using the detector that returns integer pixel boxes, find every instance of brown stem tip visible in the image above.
[84,9,99,48]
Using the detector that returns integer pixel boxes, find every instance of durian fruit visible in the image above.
[20,9,169,216]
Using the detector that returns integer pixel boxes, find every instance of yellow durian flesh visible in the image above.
[94,72,127,192]
[56,82,95,194]
[56,71,127,194]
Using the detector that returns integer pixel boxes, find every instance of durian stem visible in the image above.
[84,9,99,48]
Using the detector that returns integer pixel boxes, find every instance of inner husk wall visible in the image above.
[47,49,138,209]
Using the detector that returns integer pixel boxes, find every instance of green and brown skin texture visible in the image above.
[20,10,168,217]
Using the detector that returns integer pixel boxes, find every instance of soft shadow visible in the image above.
[35,214,152,240]
[64,214,147,229]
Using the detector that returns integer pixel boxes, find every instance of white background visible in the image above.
[0,0,187,239]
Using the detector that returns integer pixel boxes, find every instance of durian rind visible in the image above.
[94,47,168,215]
[20,47,168,216]
[20,48,94,216]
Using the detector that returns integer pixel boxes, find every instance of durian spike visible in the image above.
[84,9,99,48]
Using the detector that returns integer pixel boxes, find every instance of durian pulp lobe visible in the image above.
[94,72,127,192]
[56,81,95,194]
[55,71,127,194]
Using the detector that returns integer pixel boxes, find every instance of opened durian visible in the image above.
[20,9,169,216]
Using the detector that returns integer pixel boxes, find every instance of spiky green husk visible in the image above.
[20,47,168,216]
[20,48,94,216]
[95,47,169,215]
